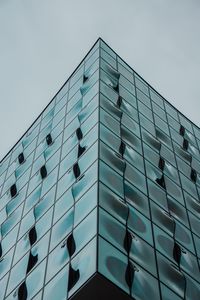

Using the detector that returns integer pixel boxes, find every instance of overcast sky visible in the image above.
[0,0,200,161]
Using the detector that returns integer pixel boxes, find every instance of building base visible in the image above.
[70,273,132,300]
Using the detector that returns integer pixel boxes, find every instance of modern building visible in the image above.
[0,38,200,300]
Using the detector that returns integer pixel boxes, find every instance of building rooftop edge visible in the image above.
[0,37,199,164]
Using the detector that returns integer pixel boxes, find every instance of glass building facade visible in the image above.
[0,38,200,300]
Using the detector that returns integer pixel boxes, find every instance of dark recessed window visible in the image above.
[156,174,166,189]
[119,141,126,157]
[179,125,185,136]
[158,157,165,171]
[83,74,88,83]
[173,242,181,265]
[46,133,53,146]
[191,169,197,183]
[0,242,2,258]
[116,96,122,108]
[26,252,38,273]
[10,184,17,198]
[40,165,47,179]
[18,153,25,164]
[125,261,134,288]
[67,233,76,257]
[73,163,80,179]
[183,139,189,150]
[29,227,37,246]
[113,83,119,93]
[78,145,85,158]
[123,230,132,253]
[18,281,27,300]
[76,128,83,140]
[68,265,80,291]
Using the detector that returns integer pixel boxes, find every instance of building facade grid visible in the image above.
[0,39,200,299]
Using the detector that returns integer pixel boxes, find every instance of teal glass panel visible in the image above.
[72,208,97,256]
[136,89,151,108]
[155,114,170,136]
[1,224,19,257]
[130,259,160,300]
[19,206,53,240]
[129,232,157,276]
[167,195,189,227]
[98,237,129,294]
[100,40,116,59]
[46,241,69,283]
[80,69,99,96]
[24,259,47,299]
[135,76,149,96]
[138,101,153,122]
[99,182,128,225]
[62,121,97,161]
[100,107,120,137]
[68,237,97,298]
[1,204,23,238]
[119,75,135,96]
[175,220,195,254]
[50,207,73,251]
[152,101,167,122]
[53,188,74,224]
[85,47,99,70]
[100,49,117,69]
[125,181,150,218]
[184,190,200,218]
[128,205,153,246]
[14,231,50,266]
[0,247,14,280]
[64,106,98,142]
[100,141,125,176]
[188,211,200,238]
[147,179,168,210]
[99,207,126,253]
[150,201,174,236]
[100,123,142,155]
[0,273,9,299]
[140,113,156,136]
[74,183,97,227]
[118,62,134,83]
[125,164,147,195]
[184,274,200,300]
[6,184,27,215]
[150,89,164,108]
[99,160,124,199]
[120,85,137,107]
[160,143,176,166]
[7,253,28,294]
[100,80,119,105]
[100,93,121,122]
[71,161,98,201]
[157,252,185,298]
[43,265,69,300]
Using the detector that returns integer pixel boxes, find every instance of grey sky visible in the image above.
[0,0,200,160]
